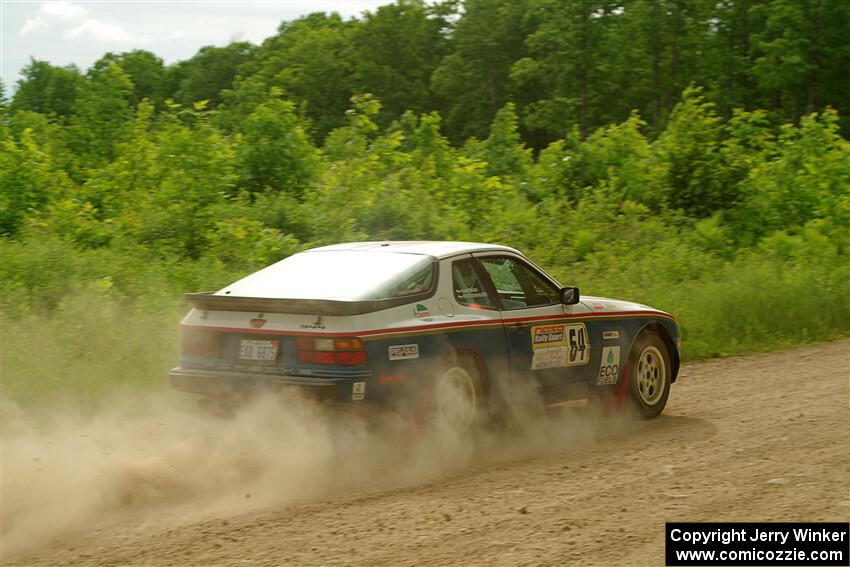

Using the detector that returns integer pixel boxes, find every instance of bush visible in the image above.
[2,91,848,406]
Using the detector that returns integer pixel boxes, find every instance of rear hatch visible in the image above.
[179,297,372,379]
[177,248,437,379]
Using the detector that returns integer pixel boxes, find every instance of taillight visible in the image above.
[181,327,225,358]
[296,337,368,366]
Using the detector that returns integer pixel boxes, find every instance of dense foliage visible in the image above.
[2,0,849,404]
[6,0,850,145]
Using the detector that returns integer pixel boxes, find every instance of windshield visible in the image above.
[219,251,435,301]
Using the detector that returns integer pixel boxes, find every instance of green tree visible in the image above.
[730,109,850,242]
[10,59,84,119]
[483,102,532,178]
[652,87,730,217]
[531,112,657,206]
[701,0,759,116]
[410,111,453,178]
[91,50,166,107]
[91,101,240,258]
[607,0,708,131]
[5,110,71,168]
[174,42,256,107]
[0,129,71,237]
[237,96,320,198]
[65,63,135,172]
[0,80,9,137]
[514,0,716,142]
[349,0,450,124]
[223,14,355,140]
[512,0,616,140]
[0,79,8,113]
[750,0,815,122]
[750,0,850,126]
[431,0,530,142]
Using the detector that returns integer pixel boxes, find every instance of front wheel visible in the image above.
[627,332,672,419]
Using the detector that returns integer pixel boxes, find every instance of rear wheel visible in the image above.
[628,332,671,419]
[432,358,482,434]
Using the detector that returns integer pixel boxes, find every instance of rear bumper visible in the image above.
[169,367,349,401]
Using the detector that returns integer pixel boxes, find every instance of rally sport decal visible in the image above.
[530,323,590,370]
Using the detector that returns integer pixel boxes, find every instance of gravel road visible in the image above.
[4,339,848,566]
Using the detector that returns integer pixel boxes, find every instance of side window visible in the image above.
[452,260,495,309]
[478,257,560,309]
[382,263,434,298]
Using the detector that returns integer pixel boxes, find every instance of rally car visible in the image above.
[170,241,680,429]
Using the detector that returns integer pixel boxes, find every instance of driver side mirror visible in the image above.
[560,286,580,305]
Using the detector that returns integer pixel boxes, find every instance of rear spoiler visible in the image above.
[184,292,425,316]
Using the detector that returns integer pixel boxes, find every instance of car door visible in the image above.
[472,253,595,403]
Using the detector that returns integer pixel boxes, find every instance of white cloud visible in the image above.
[19,16,49,37]
[64,19,135,42]
[3,0,397,91]
[40,1,88,19]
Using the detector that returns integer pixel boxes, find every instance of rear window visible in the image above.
[219,251,435,301]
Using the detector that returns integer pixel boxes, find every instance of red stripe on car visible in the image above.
[182,310,675,337]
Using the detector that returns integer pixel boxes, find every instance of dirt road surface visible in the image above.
[4,340,849,566]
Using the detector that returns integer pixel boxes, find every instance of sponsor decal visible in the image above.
[352,381,366,401]
[414,303,432,320]
[597,346,621,385]
[300,315,325,329]
[532,325,567,348]
[531,346,569,369]
[530,323,589,370]
[388,344,420,360]
[602,330,619,340]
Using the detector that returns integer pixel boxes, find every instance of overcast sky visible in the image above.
[1,0,395,91]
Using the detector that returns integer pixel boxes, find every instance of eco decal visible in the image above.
[352,381,366,400]
[597,346,621,385]
[530,323,589,370]
[388,344,420,360]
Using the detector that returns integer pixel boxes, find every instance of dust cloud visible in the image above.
[0,384,632,559]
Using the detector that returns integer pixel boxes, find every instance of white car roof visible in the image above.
[307,241,522,259]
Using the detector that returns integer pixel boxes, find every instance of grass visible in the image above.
[2,293,181,407]
[3,238,848,407]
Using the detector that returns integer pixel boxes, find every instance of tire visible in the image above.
[627,332,672,419]
[431,356,483,434]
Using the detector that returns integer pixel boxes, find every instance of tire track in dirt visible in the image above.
[4,340,849,567]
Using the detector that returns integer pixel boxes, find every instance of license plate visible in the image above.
[239,339,279,361]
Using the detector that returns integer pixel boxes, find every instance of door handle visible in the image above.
[508,322,529,331]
